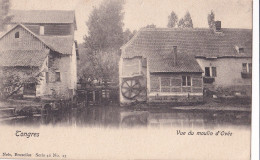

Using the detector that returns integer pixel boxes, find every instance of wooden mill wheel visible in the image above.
[121,79,142,99]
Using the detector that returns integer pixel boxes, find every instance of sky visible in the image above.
[11,0,252,43]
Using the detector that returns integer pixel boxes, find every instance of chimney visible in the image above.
[215,21,221,32]
[173,46,177,66]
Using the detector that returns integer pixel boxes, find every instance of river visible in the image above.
[0,105,251,129]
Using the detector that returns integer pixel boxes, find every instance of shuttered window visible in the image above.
[212,67,217,77]
[205,67,217,77]
[242,63,252,73]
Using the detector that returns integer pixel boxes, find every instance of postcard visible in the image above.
[0,0,257,159]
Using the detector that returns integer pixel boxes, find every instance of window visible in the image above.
[205,67,217,77]
[182,76,191,86]
[205,67,210,77]
[242,63,247,72]
[242,63,252,73]
[40,26,44,35]
[55,72,61,82]
[46,72,49,83]
[15,32,19,38]
[212,67,217,77]
[239,48,244,53]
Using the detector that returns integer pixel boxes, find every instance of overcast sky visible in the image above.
[11,0,252,43]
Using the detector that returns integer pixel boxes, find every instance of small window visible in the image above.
[46,72,49,83]
[15,32,19,38]
[205,67,210,77]
[212,67,217,77]
[242,63,247,72]
[40,26,44,35]
[239,48,244,53]
[55,72,61,82]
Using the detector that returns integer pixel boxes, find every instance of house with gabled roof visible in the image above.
[119,21,252,105]
[0,10,78,99]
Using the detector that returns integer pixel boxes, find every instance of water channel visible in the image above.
[0,104,251,129]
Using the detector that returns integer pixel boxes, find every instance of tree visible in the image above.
[81,0,125,84]
[123,28,135,44]
[167,11,178,28]
[0,67,42,99]
[208,10,215,29]
[145,24,156,28]
[0,0,12,31]
[84,0,124,51]
[178,12,193,28]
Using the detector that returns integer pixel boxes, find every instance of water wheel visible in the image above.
[121,79,142,99]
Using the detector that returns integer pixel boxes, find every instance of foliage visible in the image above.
[81,0,127,84]
[145,24,156,28]
[167,11,178,28]
[78,47,120,84]
[123,28,135,44]
[178,12,193,28]
[207,10,215,29]
[0,67,41,99]
[84,0,125,51]
[0,0,12,31]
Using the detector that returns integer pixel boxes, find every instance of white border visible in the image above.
[251,0,259,159]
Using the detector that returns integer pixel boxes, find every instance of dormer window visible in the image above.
[15,32,19,38]
[40,26,44,35]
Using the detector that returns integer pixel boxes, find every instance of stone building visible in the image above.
[119,21,252,105]
[0,10,78,99]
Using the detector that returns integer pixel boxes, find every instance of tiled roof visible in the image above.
[0,50,48,67]
[9,10,75,24]
[148,52,203,73]
[0,24,74,55]
[122,28,252,59]
[39,35,74,55]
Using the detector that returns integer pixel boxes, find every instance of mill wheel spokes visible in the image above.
[121,79,141,99]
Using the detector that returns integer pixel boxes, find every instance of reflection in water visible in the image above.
[0,105,251,129]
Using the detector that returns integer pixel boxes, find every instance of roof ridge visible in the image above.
[120,29,142,50]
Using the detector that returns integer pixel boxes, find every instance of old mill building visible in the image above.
[0,10,78,99]
[119,21,252,105]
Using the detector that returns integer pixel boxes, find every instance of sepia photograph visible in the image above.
[0,0,257,159]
